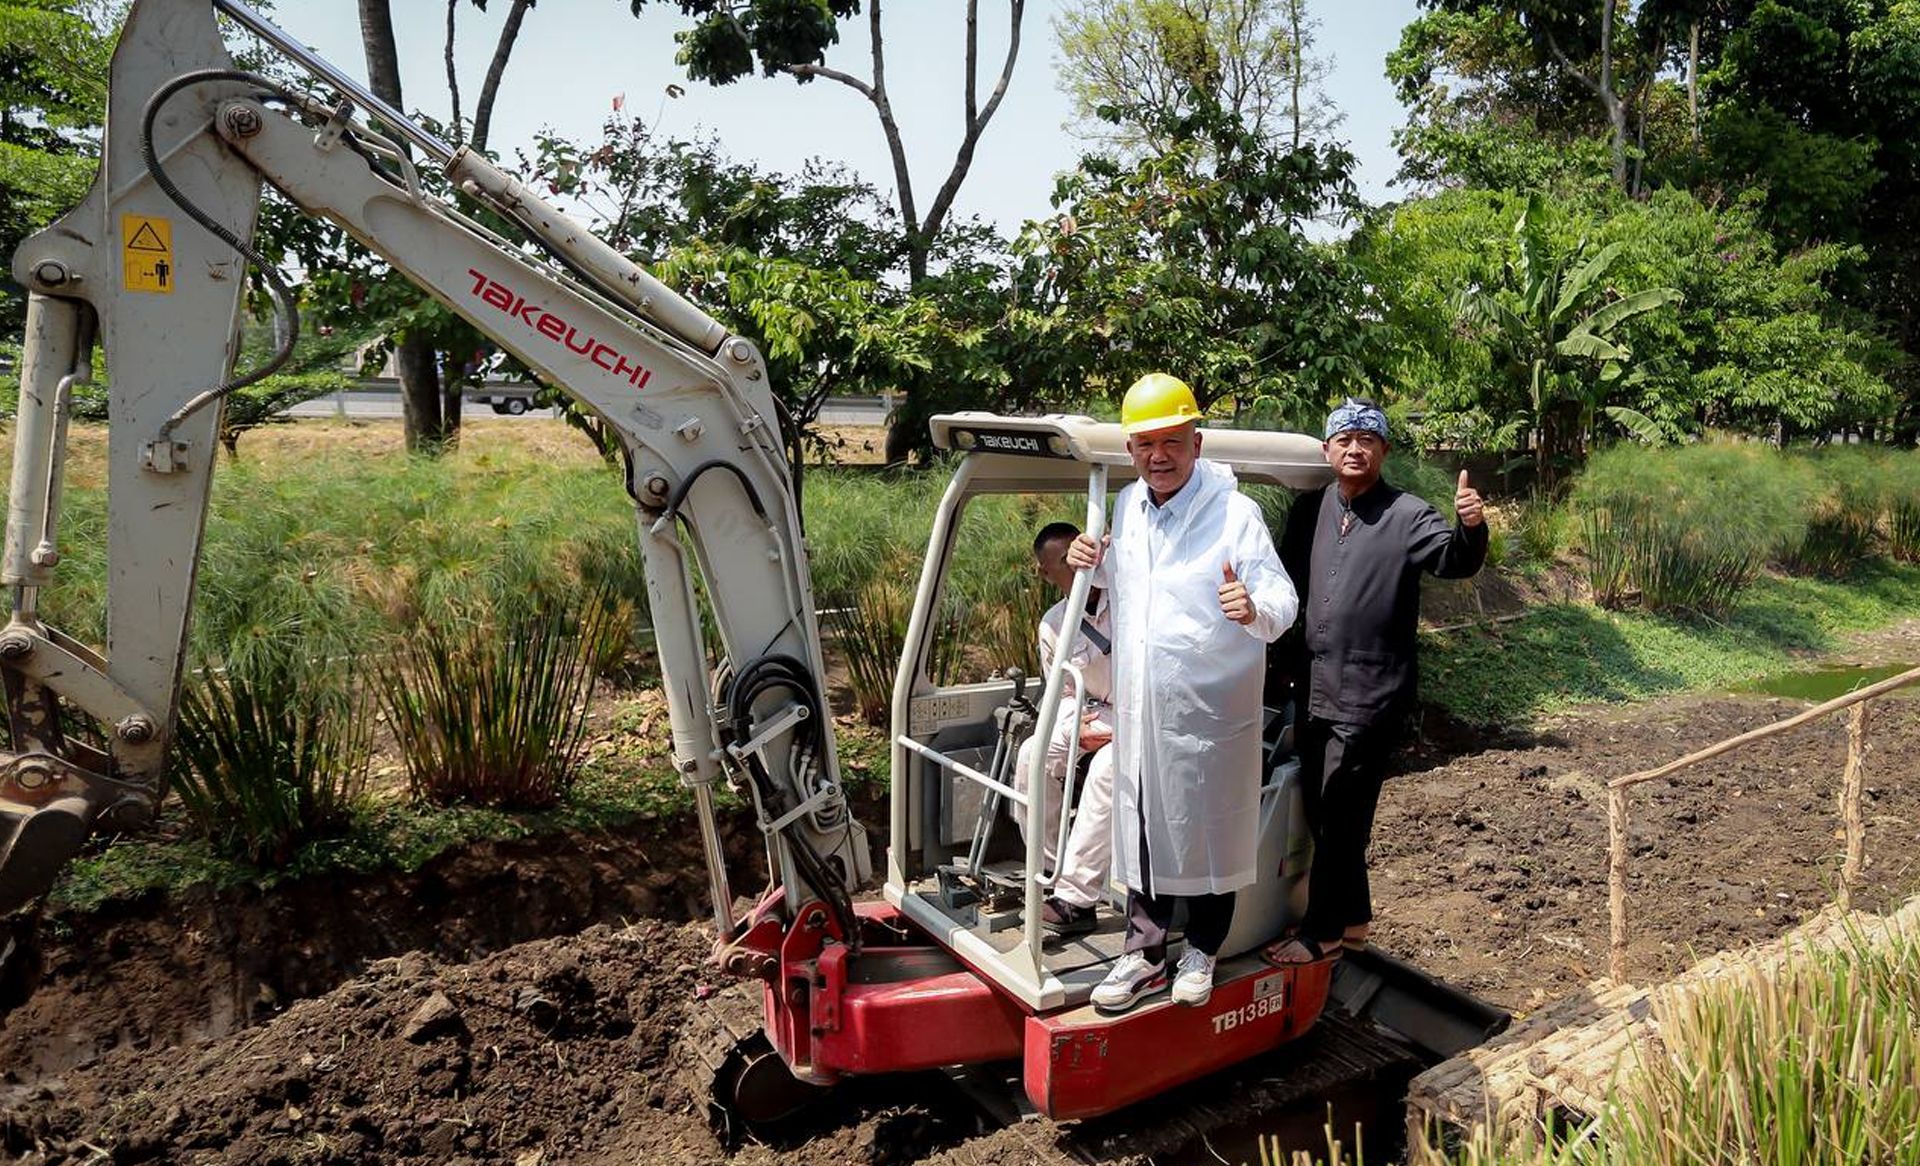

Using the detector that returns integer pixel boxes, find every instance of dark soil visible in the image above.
[4,653,1918,1163]
[1375,689,1920,1012]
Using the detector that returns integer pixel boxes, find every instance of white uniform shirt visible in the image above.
[1035,589,1113,774]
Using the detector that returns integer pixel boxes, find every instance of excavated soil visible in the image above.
[4,638,1919,1163]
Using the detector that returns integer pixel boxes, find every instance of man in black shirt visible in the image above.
[1264,399,1487,965]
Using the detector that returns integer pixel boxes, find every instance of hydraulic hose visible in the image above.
[138,68,305,435]
[726,653,860,953]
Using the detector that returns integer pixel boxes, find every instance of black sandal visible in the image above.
[1260,934,1337,966]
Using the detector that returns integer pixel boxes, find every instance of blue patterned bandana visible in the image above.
[1325,399,1390,443]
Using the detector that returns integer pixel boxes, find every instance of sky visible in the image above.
[273,0,1421,238]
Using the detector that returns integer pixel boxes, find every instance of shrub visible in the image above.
[1878,450,1920,563]
[1571,440,1818,616]
[1779,446,1886,577]
[823,579,978,726]
[171,654,371,866]
[380,593,621,810]
[193,448,650,677]
[810,474,1065,722]
[1502,494,1566,573]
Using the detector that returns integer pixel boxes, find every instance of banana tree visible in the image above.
[1459,194,1680,487]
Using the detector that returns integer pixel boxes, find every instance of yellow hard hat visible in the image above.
[1120,373,1201,435]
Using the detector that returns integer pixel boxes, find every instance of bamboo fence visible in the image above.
[1605,664,1920,983]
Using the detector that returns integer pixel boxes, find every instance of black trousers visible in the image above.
[1122,811,1236,963]
[1297,716,1395,942]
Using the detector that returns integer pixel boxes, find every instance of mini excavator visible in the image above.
[0,0,1503,1128]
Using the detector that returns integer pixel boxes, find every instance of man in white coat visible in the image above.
[1066,373,1299,1012]
[1013,521,1115,937]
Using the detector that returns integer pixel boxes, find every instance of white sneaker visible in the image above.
[1089,951,1167,1012]
[1171,947,1216,1006]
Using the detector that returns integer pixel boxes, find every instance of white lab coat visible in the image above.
[1093,458,1297,896]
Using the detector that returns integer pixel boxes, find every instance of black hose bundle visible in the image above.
[725,654,860,952]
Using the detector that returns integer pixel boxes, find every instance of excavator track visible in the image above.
[679,948,1505,1163]
[678,981,823,1144]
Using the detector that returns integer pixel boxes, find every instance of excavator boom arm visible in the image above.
[0,0,865,925]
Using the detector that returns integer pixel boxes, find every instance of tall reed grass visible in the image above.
[171,654,371,865]
[807,469,1060,723]
[1779,447,1889,578]
[1393,916,1920,1166]
[1572,441,1818,616]
[379,593,621,809]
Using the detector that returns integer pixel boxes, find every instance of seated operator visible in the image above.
[1012,521,1116,938]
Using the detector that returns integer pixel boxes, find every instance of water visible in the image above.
[1738,662,1917,702]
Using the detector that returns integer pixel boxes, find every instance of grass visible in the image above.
[1571,441,1819,616]
[18,423,1920,906]
[171,654,372,865]
[1423,561,1920,726]
[380,592,621,809]
[50,707,896,914]
[1263,915,1920,1166]
[1398,917,1920,1166]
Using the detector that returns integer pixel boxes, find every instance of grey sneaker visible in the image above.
[1171,947,1216,1006]
[1090,951,1167,1012]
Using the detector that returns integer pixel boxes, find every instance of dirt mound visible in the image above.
[2,916,1425,1166]
[1,921,1026,1166]
[0,788,885,1087]
[3,680,1916,1164]
[5,923,703,1164]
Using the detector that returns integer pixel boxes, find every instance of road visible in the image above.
[283,389,893,427]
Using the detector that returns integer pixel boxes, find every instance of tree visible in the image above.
[1387,6,1615,189]
[1400,0,1695,194]
[1355,185,1895,462]
[1694,0,1920,439]
[665,0,1025,290]
[348,0,561,452]
[646,0,1030,460]
[1019,93,1369,424]
[1053,0,1337,154]
[0,0,111,332]
[1456,194,1681,483]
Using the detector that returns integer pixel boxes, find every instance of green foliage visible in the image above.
[381,593,620,810]
[1571,440,1819,616]
[1018,93,1369,420]
[808,471,1058,723]
[1700,103,1882,244]
[1422,560,1920,726]
[0,0,113,331]
[0,442,651,677]
[171,654,371,867]
[1053,0,1334,154]
[1386,6,1615,191]
[1884,450,1920,561]
[1356,186,1898,452]
[1780,446,1889,576]
[1454,194,1682,483]
[644,0,859,84]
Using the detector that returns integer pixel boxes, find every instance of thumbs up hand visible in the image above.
[1219,561,1255,625]
[1456,470,1485,528]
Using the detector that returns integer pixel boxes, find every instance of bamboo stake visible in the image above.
[1838,701,1872,909]
[1608,784,1631,984]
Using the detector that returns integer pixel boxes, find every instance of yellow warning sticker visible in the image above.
[121,214,175,294]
